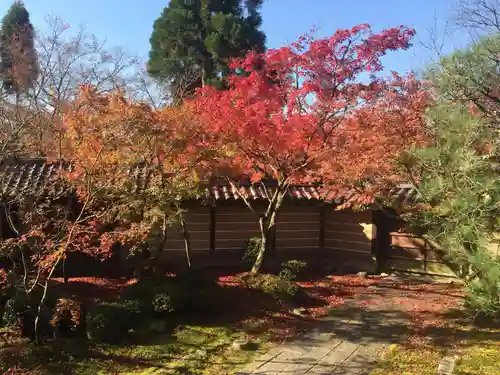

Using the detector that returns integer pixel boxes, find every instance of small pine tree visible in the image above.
[0,1,39,95]
[408,33,500,318]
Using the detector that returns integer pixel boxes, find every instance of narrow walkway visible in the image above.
[237,326,385,375]
[236,273,451,375]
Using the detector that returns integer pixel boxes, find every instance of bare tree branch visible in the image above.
[456,0,500,34]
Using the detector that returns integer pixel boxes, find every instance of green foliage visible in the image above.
[426,33,500,120]
[147,0,266,102]
[242,237,261,266]
[0,324,255,375]
[0,0,39,94]
[120,278,184,317]
[465,252,500,318]
[408,33,500,317]
[241,273,298,303]
[2,286,56,339]
[151,293,173,314]
[279,260,308,281]
[85,300,141,342]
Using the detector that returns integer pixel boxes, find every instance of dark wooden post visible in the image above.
[209,201,216,254]
[373,209,391,274]
[319,202,325,252]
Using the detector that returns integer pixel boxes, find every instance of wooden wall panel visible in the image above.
[276,206,320,250]
[215,206,259,251]
[163,207,210,252]
[391,233,427,249]
[324,210,372,254]
[323,209,374,272]
[324,238,371,253]
[388,229,455,276]
[325,209,372,223]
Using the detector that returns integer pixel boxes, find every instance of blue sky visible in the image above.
[1,0,471,74]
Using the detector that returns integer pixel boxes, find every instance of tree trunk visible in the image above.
[34,280,49,344]
[34,256,61,344]
[62,256,68,283]
[179,211,192,268]
[252,216,268,274]
[251,190,284,274]
[148,214,169,276]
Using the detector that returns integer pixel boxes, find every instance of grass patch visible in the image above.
[0,325,265,375]
[371,328,500,375]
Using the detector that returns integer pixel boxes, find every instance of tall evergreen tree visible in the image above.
[148,0,266,103]
[0,1,39,95]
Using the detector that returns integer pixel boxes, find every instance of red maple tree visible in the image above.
[191,24,429,273]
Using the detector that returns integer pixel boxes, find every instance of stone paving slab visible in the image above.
[237,340,378,375]
[235,283,408,375]
[318,341,360,366]
[298,344,339,364]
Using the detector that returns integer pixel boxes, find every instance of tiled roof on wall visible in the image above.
[0,158,71,198]
[208,184,322,201]
[0,158,417,204]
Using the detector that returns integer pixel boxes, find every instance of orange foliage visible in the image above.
[59,85,204,256]
[62,85,201,191]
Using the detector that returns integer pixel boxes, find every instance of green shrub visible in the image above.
[152,293,173,314]
[241,273,298,303]
[242,237,262,266]
[279,260,308,281]
[86,300,140,342]
[2,287,54,339]
[121,278,184,317]
[465,261,500,318]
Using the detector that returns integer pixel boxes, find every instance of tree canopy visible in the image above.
[407,32,500,317]
[148,0,266,103]
[427,34,500,122]
[191,24,428,272]
[0,0,38,95]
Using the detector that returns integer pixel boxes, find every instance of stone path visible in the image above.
[235,275,438,375]
[236,313,389,375]
[237,335,383,375]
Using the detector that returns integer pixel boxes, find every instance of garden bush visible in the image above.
[279,260,307,281]
[50,298,84,338]
[240,273,299,303]
[464,258,500,319]
[2,287,54,340]
[152,292,174,315]
[86,300,140,342]
[242,237,262,266]
[121,277,185,318]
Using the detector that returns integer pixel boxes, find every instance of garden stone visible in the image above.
[292,307,308,317]
[232,338,257,351]
[437,355,460,374]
